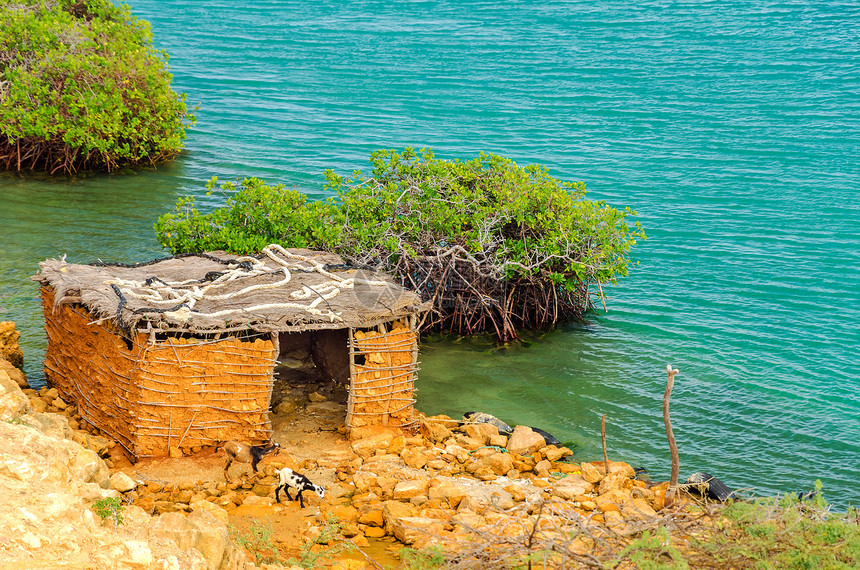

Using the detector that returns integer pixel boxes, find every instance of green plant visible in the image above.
[92,496,125,531]
[612,528,689,570]
[399,546,446,570]
[687,484,860,569]
[0,0,194,174]
[285,515,354,569]
[155,148,644,339]
[229,519,279,565]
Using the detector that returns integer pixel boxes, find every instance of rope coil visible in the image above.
[106,245,391,329]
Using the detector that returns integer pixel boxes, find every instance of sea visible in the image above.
[1,0,857,507]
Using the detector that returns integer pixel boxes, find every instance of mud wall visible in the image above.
[134,335,276,457]
[42,287,140,456]
[41,287,277,459]
[347,318,418,431]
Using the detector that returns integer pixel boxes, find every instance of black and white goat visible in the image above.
[223,440,280,481]
[274,467,325,508]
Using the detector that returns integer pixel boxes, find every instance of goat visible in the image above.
[222,440,280,481]
[274,467,324,508]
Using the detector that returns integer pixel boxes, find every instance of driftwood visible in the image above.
[601,413,609,475]
[664,364,680,506]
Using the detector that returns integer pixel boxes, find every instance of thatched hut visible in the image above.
[34,245,426,460]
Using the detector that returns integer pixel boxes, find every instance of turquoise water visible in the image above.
[1,0,858,506]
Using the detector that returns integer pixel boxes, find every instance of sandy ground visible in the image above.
[117,400,406,566]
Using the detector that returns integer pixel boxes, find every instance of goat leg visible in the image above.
[297,490,305,509]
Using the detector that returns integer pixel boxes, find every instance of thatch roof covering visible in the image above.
[34,245,426,334]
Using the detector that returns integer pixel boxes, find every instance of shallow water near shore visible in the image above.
[1,0,858,507]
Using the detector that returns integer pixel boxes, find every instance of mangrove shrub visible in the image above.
[0,0,193,174]
[155,148,644,339]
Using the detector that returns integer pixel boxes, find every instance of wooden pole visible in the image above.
[664,364,680,507]
[601,413,609,475]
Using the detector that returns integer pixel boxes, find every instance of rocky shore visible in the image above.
[0,321,688,569]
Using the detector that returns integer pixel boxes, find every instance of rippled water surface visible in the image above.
[1,0,857,506]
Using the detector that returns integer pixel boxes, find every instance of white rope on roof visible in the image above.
[105,245,391,325]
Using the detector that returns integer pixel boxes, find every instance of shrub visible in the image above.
[229,519,278,565]
[0,0,194,174]
[92,496,124,531]
[155,148,644,339]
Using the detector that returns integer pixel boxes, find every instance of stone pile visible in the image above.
[0,336,254,569]
[307,415,673,552]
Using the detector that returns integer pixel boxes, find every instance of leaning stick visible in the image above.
[601,413,609,475]
[663,364,680,507]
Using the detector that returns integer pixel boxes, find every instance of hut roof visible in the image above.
[34,245,426,334]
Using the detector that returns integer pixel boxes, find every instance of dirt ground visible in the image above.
[120,398,405,567]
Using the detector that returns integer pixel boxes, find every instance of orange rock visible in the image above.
[329,505,360,523]
[506,426,545,455]
[463,423,499,444]
[387,436,406,455]
[359,509,384,527]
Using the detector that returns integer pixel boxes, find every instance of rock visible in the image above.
[351,432,396,458]
[533,459,552,476]
[428,482,467,509]
[110,472,137,493]
[580,462,603,483]
[624,497,658,519]
[359,509,384,527]
[401,447,429,469]
[328,504,359,523]
[607,461,637,479]
[242,495,272,506]
[169,446,183,458]
[599,471,630,495]
[463,423,499,444]
[274,399,298,415]
[488,434,508,448]
[148,511,199,549]
[477,452,514,476]
[444,444,471,464]
[191,500,229,524]
[389,516,446,545]
[279,357,306,370]
[382,500,418,529]
[551,474,594,500]
[28,396,48,413]
[187,509,230,570]
[393,480,429,501]
[0,358,27,388]
[503,485,526,502]
[387,435,406,455]
[0,322,24,368]
[0,368,30,420]
[454,435,483,451]
[543,446,572,462]
[420,419,452,443]
[52,397,68,410]
[308,391,327,402]
[594,489,629,513]
[506,426,546,456]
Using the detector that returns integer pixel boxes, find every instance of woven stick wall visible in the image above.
[41,286,277,459]
[42,287,138,456]
[133,334,276,457]
[347,317,419,431]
